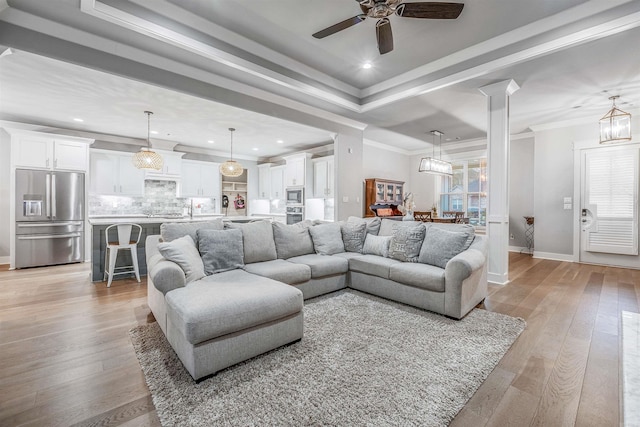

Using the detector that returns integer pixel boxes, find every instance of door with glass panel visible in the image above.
[579,145,640,268]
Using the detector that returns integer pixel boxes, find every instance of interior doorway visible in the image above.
[578,144,640,268]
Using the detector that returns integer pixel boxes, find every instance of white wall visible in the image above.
[335,132,363,220]
[509,137,534,248]
[0,129,10,262]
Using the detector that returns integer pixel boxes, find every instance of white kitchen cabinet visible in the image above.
[10,130,90,171]
[144,150,184,180]
[90,149,144,196]
[283,153,312,188]
[257,164,272,199]
[181,160,220,198]
[312,156,334,198]
[270,165,284,199]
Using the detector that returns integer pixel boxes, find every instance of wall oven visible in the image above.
[286,187,304,205]
[286,206,304,225]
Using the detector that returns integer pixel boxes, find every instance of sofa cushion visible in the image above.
[157,235,205,283]
[378,218,423,236]
[341,221,367,253]
[309,223,345,255]
[272,222,315,259]
[332,252,365,260]
[160,219,224,244]
[348,216,382,236]
[197,229,244,275]
[243,259,311,284]
[287,254,349,278]
[349,254,402,279]
[419,226,470,268]
[226,220,277,263]
[166,269,303,345]
[389,263,445,292]
[389,223,426,262]
[362,234,392,258]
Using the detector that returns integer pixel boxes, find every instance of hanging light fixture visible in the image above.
[219,127,243,177]
[132,111,164,170]
[599,95,632,144]
[419,130,452,176]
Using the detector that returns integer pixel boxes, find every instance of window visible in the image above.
[439,159,487,227]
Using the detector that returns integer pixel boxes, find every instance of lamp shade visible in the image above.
[418,157,453,176]
[132,148,163,170]
[219,160,243,177]
[599,96,631,144]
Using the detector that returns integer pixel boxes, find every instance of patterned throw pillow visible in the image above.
[341,221,367,253]
[389,223,426,262]
[362,234,392,258]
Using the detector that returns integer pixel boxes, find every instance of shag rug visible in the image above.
[130,290,525,426]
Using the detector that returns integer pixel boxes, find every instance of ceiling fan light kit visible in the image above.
[599,95,632,144]
[132,111,164,170]
[220,127,244,178]
[313,1,464,55]
[419,130,452,176]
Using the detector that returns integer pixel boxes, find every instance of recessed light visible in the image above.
[362,62,372,69]
[276,140,284,144]
[150,130,159,135]
[252,148,259,151]
[208,140,215,144]
[73,118,84,122]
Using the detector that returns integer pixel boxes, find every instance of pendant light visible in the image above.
[219,127,243,177]
[599,95,631,144]
[132,111,164,170]
[419,130,452,176]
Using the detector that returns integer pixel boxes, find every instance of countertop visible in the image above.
[88,213,284,225]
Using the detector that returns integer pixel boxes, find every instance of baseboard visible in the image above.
[487,272,509,286]
[509,246,532,253]
[532,251,574,262]
[0,256,9,266]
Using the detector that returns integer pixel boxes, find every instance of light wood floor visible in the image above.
[0,253,637,426]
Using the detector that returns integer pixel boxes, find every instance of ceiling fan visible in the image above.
[312,1,464,55]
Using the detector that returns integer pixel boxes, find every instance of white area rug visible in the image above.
[130,290,525,426]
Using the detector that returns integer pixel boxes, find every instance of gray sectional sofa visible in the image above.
[145,217,488,381]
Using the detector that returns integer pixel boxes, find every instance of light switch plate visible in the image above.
[342,196,349,203]
[564,203,572,210]
[563,197,572,204]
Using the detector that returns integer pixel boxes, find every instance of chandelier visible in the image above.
[599,95,631,144]
[219,128,243,177]
[132,111,164,170]
[419,130,452,176]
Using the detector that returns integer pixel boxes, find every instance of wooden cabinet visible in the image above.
[90,150,144,196]
[312,156,334,198]
[270,165,284,199]
[144,150,184,180]
[11,130,90,171]
[364,178,404,217]
[181,160,220,198]
[257,164,272,199]
[283,153,312,188]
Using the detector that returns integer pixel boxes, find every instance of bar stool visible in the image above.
[104,223,142,287]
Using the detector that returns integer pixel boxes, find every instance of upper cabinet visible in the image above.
[10,130,91,171]
[181,160,220,198]
[90,149,144,196]
[312,156,334,198]
[283,153,312,188]
[257,164,272,199]
[270,166,284,199]
[144,150,184,180]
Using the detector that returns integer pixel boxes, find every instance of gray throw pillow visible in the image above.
[197,229,244,275]
[430,223,476,250]
[419,226,470,268]
[272,222,315,259]
[341,221,367,253]
[389,223,426,262]
[362,234,392,257]
[157,235,205,283]
[226,220,277,263]
[309,223,345,255]
[348,216,381,236]
[160,219,224,244]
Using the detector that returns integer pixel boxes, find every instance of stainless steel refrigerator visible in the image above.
[15,169,85,269]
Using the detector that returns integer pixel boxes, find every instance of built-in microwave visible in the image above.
[286,187,304,205]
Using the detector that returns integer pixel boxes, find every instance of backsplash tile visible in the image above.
[89,180,217,216]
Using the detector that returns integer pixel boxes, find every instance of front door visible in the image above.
[579,144,640,268]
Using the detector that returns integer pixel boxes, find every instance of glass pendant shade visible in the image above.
[419,130,452,176]
[599,96,632,144]
[220,127,244,177]
[133,111,164,170]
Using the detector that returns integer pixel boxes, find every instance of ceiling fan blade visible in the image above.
[312,15,366,39]
[396,2,464,19]
[376,19,394,55]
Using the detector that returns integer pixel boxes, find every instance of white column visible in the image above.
[479,79,519,285]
